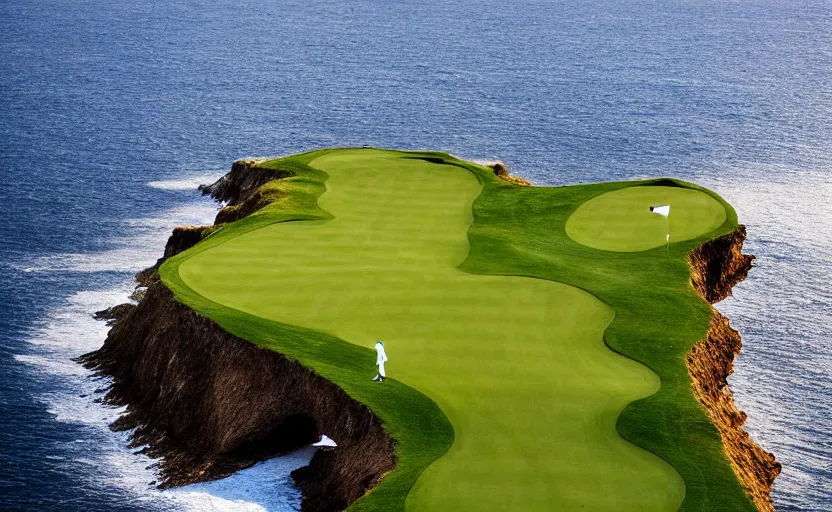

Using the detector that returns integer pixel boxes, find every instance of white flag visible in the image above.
[650,205,670,217]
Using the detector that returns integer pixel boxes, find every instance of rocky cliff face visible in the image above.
[687,226,781,512]
[81,281,395,512]
[200,159,293,224]
[689,225,756,303]
[81,160,395,512]
[135,225,214,286]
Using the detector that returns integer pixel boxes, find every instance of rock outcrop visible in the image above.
[687,226,781,512]
[93,303,136,326]
[689,224,755,303]
[200,159,294,224]
[135,225,214,286]
[81,277,394,512]
[82,160,395,511]
[486,161,532,186]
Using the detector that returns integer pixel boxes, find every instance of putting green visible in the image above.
[565,186,727,252]
[177,150,684,510]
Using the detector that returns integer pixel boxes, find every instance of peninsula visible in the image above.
[82,148,780,511]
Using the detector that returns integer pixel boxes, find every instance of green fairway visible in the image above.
[160,148,757,511]
[178,150,683,510]
[565,186,727,252]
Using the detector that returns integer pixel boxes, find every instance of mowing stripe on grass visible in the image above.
[177,149,685,511]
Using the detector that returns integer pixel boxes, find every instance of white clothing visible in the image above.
[375,342,388,377]
[375,342,388,365]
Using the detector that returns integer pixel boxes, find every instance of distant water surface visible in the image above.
[0,0,829,510]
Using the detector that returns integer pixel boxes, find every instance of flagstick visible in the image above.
[665,217,670,258]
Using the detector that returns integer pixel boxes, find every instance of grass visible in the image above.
[160,148,756,511]
[565,185,727,252]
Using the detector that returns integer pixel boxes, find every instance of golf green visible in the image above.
[565,186,727,252]
[161,148,756,511]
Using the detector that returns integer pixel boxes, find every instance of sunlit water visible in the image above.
[1,0,829,510]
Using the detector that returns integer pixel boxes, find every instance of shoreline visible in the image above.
[82,152,778,511]
[687,227,782,511]
[82,157,405,511]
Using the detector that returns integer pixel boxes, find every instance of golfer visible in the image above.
[372,340,388,383]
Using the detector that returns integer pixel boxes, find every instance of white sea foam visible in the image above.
[147,171,225,191]
[14,203,219,273]
[15,201,312,511]
[467,158,501,166]
[170,449,314,512]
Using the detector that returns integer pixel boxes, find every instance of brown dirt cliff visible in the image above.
[687,225,781,511]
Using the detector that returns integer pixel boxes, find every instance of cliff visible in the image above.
[199,159,294,224]
[81,159,395,512]
[81,281,394,511]
[135,225,214,287]
[688,225,755,303]
[687,226,781,512]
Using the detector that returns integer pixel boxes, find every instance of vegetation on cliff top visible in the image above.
[159,148,756,511]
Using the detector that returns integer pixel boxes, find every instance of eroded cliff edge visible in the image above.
[81,160,395,512]
[82,280,394,512]
[687,225,781,512]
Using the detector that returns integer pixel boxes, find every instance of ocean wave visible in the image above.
[147,172,225,191]
[12,203,218,273]
[14,203,310,511]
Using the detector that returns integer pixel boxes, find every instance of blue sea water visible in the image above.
[1,0,829,510]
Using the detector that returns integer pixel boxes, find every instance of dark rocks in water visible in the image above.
[128,287,146,303]
[93,303,136,326]
[79,282,395,510]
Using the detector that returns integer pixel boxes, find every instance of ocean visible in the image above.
[0,0,829,510]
